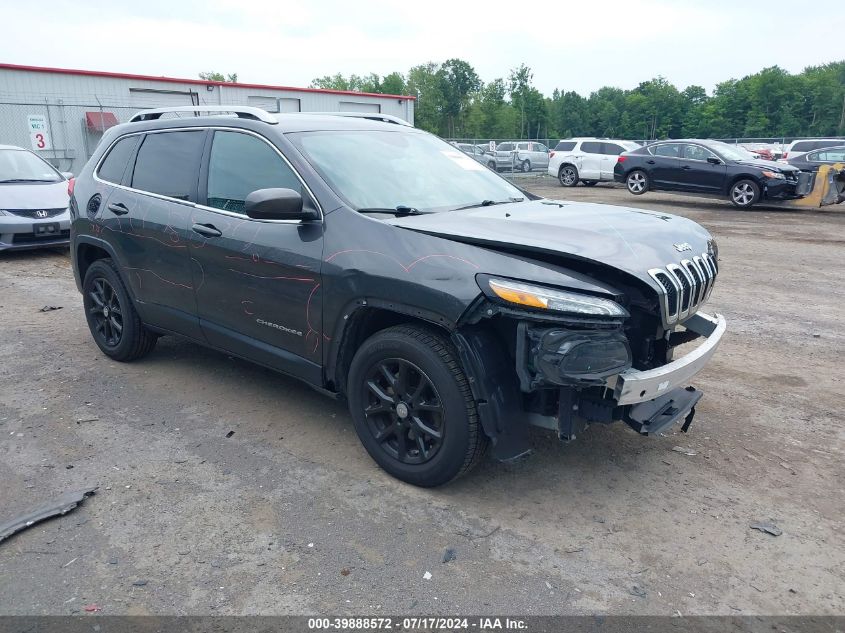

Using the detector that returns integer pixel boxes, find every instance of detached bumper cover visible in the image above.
[612,312,726,406]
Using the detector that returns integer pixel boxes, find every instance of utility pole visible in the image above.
[839,93,845,135]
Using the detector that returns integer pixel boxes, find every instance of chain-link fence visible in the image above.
[0,101,141,175]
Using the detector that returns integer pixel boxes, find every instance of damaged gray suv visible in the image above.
[70,106,725,487]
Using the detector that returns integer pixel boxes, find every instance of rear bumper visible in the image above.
[611,312,726,405]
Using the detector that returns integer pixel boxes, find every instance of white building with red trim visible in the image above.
[0,63,415,174]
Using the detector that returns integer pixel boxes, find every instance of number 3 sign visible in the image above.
[27,114,52,151]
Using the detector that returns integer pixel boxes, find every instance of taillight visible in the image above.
[617,156,628,163]
[67,177,75,197]
[782,153,788,159]
[549,151,555,158]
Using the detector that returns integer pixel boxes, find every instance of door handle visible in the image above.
[647,160,656,164]
[107,202,129,216]
[681,165,693,170]
[191,223,222,238]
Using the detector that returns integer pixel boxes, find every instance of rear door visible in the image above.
[578,141,603,179]
[600,142,626,180]
[188,129,324,380]
[532,143,550,169]
[98,129,206,338]
[676,143,726,192]
[647,143,682,188]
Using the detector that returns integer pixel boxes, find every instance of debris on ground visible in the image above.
[131,580,148,587]
[83,604,101,612]
[76,415,99,424]
[750,522,782,537]
[39,305,63,312]
[225,431,235,438]
[442,548,457,563]
[630,585,647,598]
[0,487,97,544]
[423,571,432,580]
[340,568,351,576]
[672,446,697,456]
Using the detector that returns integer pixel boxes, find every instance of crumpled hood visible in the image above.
[734,158,798,173]
[0,181,69,209]
[387,199,714,281]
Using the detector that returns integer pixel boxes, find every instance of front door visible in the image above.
[676,144,726,192]
[188,129,324,380]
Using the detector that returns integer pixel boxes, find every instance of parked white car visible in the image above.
[782,138,845,161]
[548,138,641,187]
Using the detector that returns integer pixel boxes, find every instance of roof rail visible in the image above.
[300,112,413,127]
[129,105,278,124]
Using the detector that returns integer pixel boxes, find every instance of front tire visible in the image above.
[347,325,487,487]
[626,170,649,195]
[82,259,157,362]
[730,179,759,208]
[559,165,579,187]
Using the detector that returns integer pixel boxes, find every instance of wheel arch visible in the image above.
[725,172,763,196]
[74,236,125,294]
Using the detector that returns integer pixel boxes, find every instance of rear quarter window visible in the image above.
[554,141,576,151]
[97,135,140,184]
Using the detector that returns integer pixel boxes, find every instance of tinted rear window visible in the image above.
[131,131,205,200]
[581,141,602,154]
[602,143,624,155]
[554,141,576,151]
[97,136,140,184]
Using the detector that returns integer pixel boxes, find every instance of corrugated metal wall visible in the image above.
[0,67,415,174]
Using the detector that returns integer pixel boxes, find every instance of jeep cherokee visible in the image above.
[70,106,726,487]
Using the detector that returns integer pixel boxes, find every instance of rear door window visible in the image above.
[206,130,301,214]
[131,131,206,201]
[652,143,681,157]
[814,149,845,162]
[97,135,140,184]
[581,141,602,154]
[554,141,576,151]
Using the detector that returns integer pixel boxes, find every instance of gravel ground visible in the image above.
[0,181,843,616]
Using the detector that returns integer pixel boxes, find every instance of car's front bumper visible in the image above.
[0,214,71,251]
[764,178,800,200]
[611,312,726,405]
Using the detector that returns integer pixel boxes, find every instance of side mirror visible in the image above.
[61,171,74,179]
[243,188,318,221]
[706,157,722,165]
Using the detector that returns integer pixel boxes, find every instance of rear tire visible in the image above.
[729,179,759,208]
[347,325,487,487]
[82,259,157,362]
[521,160,531,173]
[626,170,649,195]
[559,165,579,187]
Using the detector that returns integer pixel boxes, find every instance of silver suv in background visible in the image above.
[452,143,497,170]
[494,141,550,172]
[549,138,641,187]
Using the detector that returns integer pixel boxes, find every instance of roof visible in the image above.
[0,63,416,101]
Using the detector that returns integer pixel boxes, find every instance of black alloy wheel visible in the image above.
[88,277,123,347]
[362,358,445,465]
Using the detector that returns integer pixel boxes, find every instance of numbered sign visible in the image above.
[489,140,496,152]
[27,114,52,151]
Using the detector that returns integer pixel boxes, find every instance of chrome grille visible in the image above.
[648,252,718,326]
[4,208,67,219]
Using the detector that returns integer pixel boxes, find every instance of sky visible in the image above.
[2,0,842,96]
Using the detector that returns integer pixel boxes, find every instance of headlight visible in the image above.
[761,170,785,180]
[487,278,628,317]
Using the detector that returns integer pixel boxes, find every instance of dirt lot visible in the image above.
[0,182,843,616]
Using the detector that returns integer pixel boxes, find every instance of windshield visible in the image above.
[0,149,62,182]
[291,130,524,212]
[708,142,757,161]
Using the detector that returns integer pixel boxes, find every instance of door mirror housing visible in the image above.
[706,156,722,165]
[243,188,318,221]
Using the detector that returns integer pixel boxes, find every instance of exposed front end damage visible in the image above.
[451,254,726,461]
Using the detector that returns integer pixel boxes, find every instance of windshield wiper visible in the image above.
[357,205,423,216]
[0,178,56,183]
[453,197,524,211]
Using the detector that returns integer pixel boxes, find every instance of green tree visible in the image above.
[199,71,238,82]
